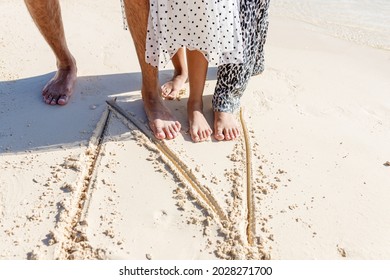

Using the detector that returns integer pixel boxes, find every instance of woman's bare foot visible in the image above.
[143,93,182,140]
[188,102,212,142]
[161,71,188,100]
[42,59,77,106]
[214,111,240,141]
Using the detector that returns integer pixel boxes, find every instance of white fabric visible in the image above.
[146,0,243,68]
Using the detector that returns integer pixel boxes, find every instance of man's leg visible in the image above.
[123,0,181,140]
[24,0,77,105]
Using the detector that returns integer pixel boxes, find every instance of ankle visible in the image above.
[57,56,76,71]
[188,99,203,111]
[142,88,163,105]
[175,69,188,78]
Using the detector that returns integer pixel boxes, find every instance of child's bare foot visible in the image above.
[214,111,240,141]
[188,102,212,142]
[161,71,188,100]
[43,58,77,105]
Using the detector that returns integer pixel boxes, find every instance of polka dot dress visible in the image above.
[146,0,243,68]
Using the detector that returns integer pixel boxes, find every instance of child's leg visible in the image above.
[161,47,188,100]
[186,49,212,142]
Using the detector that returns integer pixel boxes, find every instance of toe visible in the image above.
[151,124,166,140]
[161,88,169,97]
[228,129,236,140]
[208,128,213,138]
[174,121,181,132]
[169,125,179,139]
[167,90,178,100]
[156,131,166,140]
[214,127,224,141]
[57,95,69,105]
[44,95,52,104]
[166,131,174,140]
[228,129,235,140]
[203,129,211,140]
[191,129,200,142]
[224,129,232,140]
[163,127,173,140]
[199,131,206,141]
[42,84,49,96]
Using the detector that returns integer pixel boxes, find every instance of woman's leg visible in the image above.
[213,62,251,140]
[212,0,270,141]
[186,49,212,142]
[161,47,188,100]
[252,1,271,76]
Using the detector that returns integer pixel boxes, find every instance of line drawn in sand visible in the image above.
[48,98,270,260]
[105,98,267,259]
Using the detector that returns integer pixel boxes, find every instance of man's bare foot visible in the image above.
[188,102,212,142]
[143,94,181,140]
[161,71,188,100]
[42,60,77,105]
[214,111,240,141]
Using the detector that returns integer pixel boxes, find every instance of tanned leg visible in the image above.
[161,47,188,100]
[186,49,212,142]
[24,0,77,105]
[124,0,181,140]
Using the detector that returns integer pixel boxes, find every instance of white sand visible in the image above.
[1,0,390,259]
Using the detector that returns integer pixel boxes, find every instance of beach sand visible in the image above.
[1,0,389,260]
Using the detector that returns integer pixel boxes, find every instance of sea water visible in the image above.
[271,0,390,50]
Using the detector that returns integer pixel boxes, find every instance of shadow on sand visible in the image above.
[0,68,218,153]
